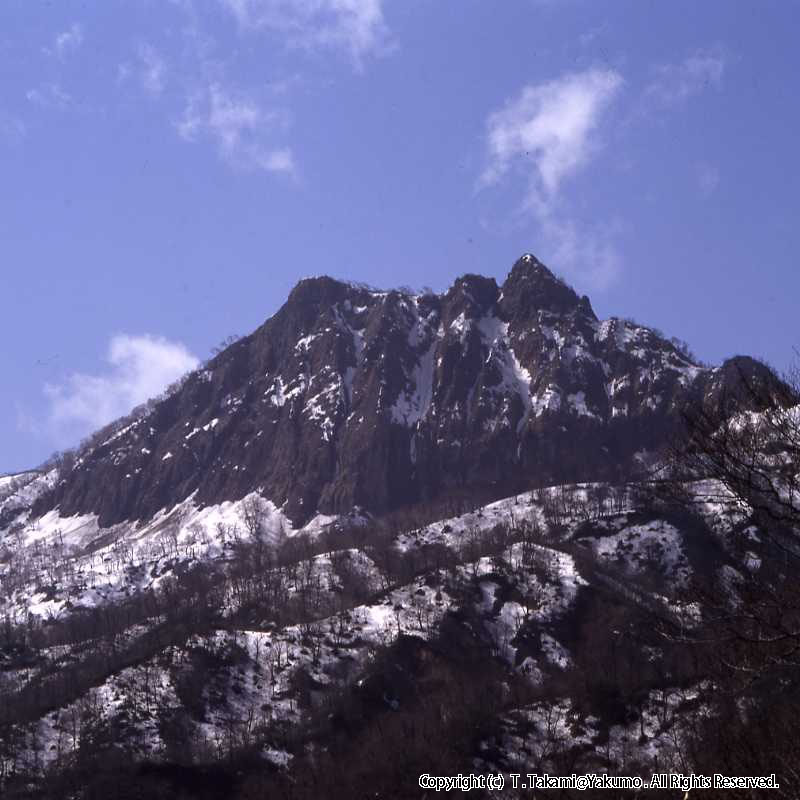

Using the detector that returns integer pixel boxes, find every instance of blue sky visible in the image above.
[2,0,799,473]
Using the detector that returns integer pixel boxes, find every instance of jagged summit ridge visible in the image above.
[502,253,596,320]
[286,251,562,300]
[21,254,765,529]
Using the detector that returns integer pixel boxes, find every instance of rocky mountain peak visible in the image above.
[443,273,499,325]
[282,275,354,327]
[501,253,596,321]
[1,254,790,798]
[20,253,779,532]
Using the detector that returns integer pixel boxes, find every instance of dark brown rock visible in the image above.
[33,255,777,527]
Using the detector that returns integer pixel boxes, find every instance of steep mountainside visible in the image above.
[29,254,769,529]
[1,254,795,799]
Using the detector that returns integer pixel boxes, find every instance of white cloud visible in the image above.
[46,23,84,59]
[483,68,622,202]
[482,68,623,289]
[258,147,295,172]
[177,83,295,174]
[26,83,72,110]
[43,334,199,439]
[645,47,726,109]
[137,43,167,96]
[220,0,392,65]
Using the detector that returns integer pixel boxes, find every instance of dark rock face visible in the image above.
[34,254,773,526]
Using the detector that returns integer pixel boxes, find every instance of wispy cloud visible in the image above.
[177,83,295,174]
[45,23,84,59]
[40,334,199,441]
[482,68,622,200]
[482,68,623,288]
[220,0,393,66]
[26,83,72,110]
[137,43,167,96]
[118,44,168,96]
[644,47,726,109]
[540,217,623,291]
[114,2,389,176]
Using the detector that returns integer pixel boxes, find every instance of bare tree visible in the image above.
[659,360,800,793]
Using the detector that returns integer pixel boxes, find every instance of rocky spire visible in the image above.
[500,253,596,320]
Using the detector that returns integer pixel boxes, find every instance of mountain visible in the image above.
[27,254,768,529]
[1,254,793,800]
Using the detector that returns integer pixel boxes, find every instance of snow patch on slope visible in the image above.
[477,315,533,433]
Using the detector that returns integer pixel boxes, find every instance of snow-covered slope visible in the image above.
[0,475,767,787]
[0,253,787,797]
